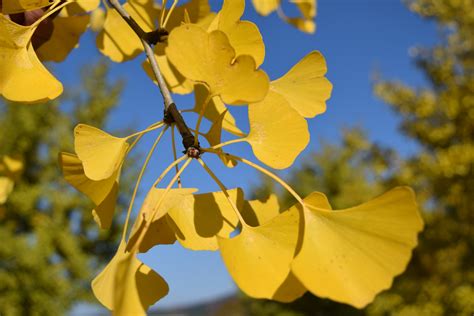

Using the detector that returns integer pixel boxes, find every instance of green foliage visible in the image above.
[0,62,130,315]
[246,0,473,314]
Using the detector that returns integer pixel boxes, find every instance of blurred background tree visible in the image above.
[244,0,474,315]
[0,62,135,315]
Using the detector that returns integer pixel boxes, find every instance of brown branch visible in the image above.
[107,0,199,155]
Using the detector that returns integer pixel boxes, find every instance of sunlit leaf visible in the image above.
[0,15,63,103]
[292,187,424,308]
[74,124,129,181]
[167,188,243,251]
[251,0,280,16]
[160,0,211,31]
[271,51,332,118]
[246,91,309,169]
[2,0,51,14]
[127,188,198,252]
[193,84,243,136]
[59,152,119,229]
[37,15,90,62]
[285,0,317,33]
[96,0,159,62]
[89,7,106,32]
[92,240,168,315]
[208,0,265,67]
[166,24,269,105]
[218,203,300,299]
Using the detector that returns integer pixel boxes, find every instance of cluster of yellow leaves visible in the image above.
[2,0,425,314]
[0,0,97,103]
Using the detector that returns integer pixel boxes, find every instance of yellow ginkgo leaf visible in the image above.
[2,155,24,179]
[285,17,316,34]
[0,15,63,103]
[166,24,269,105]
[127,188,198,252]
[2,0,51,14]
[63,0,100,15]
[246,91,309,169]
[59,152,119,229]
[251,0,280,16]
[92,240,168,315]
[292,187,424,308]
[204,111,238,168]
[37,15,90,62]
[0,177,14,204]
[167,188,243,251]
[271,51,332,118]
[218,204,300,299]
[240,194,280,226]
[96,0,159,62]
[193,84,243,136]
[74,124,129,181]
[208,0,265,67]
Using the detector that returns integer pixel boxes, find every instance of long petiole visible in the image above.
[197,158,247,227]
[126,121,165,140]
[132,158,192,252]
[207,138,246,150]
[126,121,164,154]
[171,126,182,188]
[121,126,169,241]
[152,154,188,187]
[162,0,178,29]
[159,0,168,28]
[204,149,305,207]
[194,94,212,146]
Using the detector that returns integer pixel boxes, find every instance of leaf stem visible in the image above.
[121,126,169,241]
[152,154,188,188]
[171,126,182,188]
[194,94,212,146]
[207,138,246,150]
[204,149,305,206]
[126,121,164,140]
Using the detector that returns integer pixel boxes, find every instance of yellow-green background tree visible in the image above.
[0,62,134,315]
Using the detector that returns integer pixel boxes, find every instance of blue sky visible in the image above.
[65,0,439,313]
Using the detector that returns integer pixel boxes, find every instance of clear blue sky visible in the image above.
[65,0,438,313]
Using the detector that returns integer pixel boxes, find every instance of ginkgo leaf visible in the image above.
[218,204,300,299]
[166,24,269,105]
[193,84,243,136]
[1,155,23,179]
[37,15,90,62]
[0,177,14,204]
[246,91,309,169]
[0,15,63,103]
[92,240,168,315]
[240,194,280,226]
[285,17,315,34]
[204,111,238,168]
[251,0,280,16]
[285,0,317,33]
[292,187,424,308]
[59,152,119,229]
[2,0,51,14]
[271,51,332,118]
[74,124,129,181]
[166,188,243,251]
[127,188,198,252]
[208,0,265,67]
[63,0,100,15]
[96,0,159,62]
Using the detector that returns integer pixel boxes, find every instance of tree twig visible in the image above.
[107,0,199,154]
